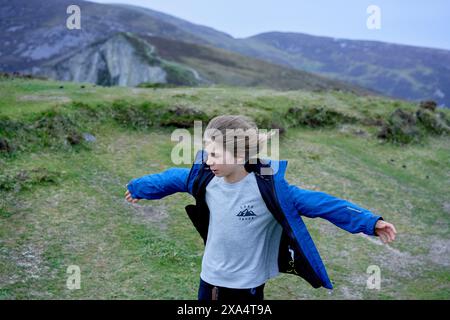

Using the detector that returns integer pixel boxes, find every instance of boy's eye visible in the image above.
[210,152,216,157]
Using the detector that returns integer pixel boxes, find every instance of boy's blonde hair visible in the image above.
[204,115,273,163]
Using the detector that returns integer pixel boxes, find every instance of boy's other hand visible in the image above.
[375,220,397,243]
[125,190,139,204]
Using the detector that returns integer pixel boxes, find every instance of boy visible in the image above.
[125,115,396,301]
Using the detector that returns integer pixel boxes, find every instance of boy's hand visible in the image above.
[125,190,139,204]
[375,220,397,243]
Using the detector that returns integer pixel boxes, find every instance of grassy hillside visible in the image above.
[0,77,449,299]
[139,35,372,94]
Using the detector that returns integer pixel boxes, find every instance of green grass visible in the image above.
[0,77,449,299]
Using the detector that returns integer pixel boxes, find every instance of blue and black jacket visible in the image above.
[127,150,383,289]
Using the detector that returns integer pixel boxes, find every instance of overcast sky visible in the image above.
[91,0,450,50]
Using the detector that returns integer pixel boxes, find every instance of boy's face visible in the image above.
[204,141,245,177]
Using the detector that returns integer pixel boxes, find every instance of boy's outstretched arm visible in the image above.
[125,167,190,202]
[288,183,396,243]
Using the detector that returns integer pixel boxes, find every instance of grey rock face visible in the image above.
[32,33,168,86]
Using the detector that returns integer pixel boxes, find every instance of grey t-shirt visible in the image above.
[200,171,283,288]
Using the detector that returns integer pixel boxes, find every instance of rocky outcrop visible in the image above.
[29,32,200,87]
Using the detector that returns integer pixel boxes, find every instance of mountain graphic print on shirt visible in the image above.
[236,205,257,220]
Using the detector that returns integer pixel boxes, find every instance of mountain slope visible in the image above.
[247,32,450,107]
[27,31,371,93]
[112,4,450,106]
[0,0,369,94]
[1,0,372,93]
[0,0,204,71]
[1,0,449,105]
[137,35,372,93]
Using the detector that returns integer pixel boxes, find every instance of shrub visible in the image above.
[416,109,450,135]
[159,105,210,128]
[377,109,422,144]
[287,106,356,128]
[378,107,450,144]
[110,100,162,129]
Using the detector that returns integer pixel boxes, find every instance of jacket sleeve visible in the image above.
[288,183,383,236]
[126,167,190,200]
